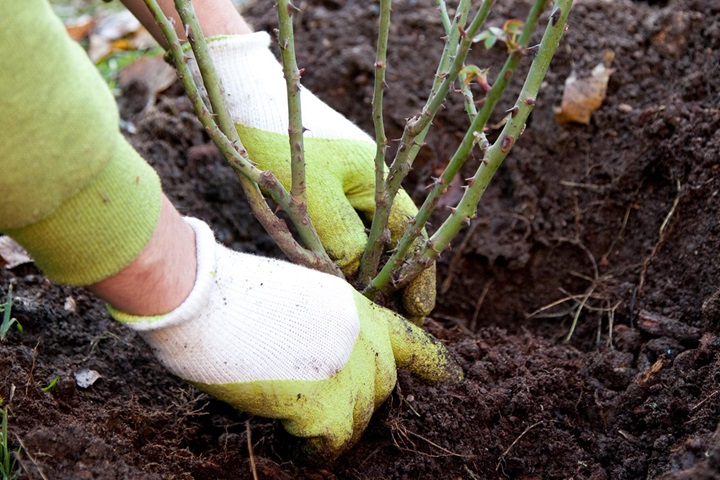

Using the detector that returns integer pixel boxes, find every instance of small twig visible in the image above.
[556,237,599,281]
[246,420,258,480]
[600,179,645,265]
[403,429,472,458]
[691,390,720,411]
[402,397,422,418]
[25,339,41,398]
[495,420,544,471]
[638,180,681,295]
[470,279,493,332]
[525,292,593,319]
[358,446,384,468]
[464,464,480,480]
[16,435,50,480]
[605,300,622,348]
[566,286,596,342]
[560,180,609,191]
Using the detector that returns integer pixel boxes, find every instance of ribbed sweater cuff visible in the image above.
[5,139,162,286]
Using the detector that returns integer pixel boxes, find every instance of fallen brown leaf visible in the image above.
[119,55,178,96]
[555,52,615,124]
[0,236,33,269]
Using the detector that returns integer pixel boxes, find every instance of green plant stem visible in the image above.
[144,0,340,276]
[1,407,17,480]
[437,0,477,120]
[276,0,307,209]
[361,0,493,284]
[173,0,239,143]
[170,0,317,271]
[435,0,452,34]
[357,0,392,285]
[394,0,573,288]
[0,285,17,342]
[1,407,7,479]
[364,0,550,297]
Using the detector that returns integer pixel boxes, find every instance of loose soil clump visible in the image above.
[1,0,719,478]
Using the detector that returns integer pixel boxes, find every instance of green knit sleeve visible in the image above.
[0,0,162,285]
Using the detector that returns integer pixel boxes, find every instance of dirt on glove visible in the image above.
[1,0,720,478]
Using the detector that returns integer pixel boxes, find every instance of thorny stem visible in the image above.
[435,0,452,34]
[365,0,550,296]
[362,0,494,286]
[174,0,238,143]
[473,0,549,134]
[438,0,477,120]
[176,0,328,264]
[357,0,392,285]
[276,0,308,210]
[146,0,340,276]
[395,0,574,288]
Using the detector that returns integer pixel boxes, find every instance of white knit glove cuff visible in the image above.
[113,217,361,385]
[111,217,217,332]
[197,31,373,142]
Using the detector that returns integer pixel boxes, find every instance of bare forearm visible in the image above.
[120,0,253,48]
[89,195,197,316]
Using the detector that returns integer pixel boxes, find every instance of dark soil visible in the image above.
[2,0,720,478]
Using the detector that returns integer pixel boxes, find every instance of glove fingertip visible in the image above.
[303,436,346,464]
[387,313,464,384]
[401,263,437,320]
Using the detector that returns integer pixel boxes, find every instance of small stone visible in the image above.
[64,296,77,314]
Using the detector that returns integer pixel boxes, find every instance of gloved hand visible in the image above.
[110,217,461,460]
[197,31,436,320]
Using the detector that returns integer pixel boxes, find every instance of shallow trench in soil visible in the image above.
[1,0,720,478]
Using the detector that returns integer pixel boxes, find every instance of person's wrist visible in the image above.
[120,0,253,49]
[89,195,197,316]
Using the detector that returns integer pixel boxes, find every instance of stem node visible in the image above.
[500,135,515,153]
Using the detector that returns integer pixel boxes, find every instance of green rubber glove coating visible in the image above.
[193,290,461,460]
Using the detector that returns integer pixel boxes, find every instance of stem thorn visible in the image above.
[551,7,562,26]
[500,135,515,153]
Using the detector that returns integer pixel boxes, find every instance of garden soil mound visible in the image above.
[2,0,719,478]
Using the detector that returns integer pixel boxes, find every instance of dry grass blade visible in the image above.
[495,420,544,471]
[246,420,258,480]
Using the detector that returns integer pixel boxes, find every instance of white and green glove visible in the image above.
[111,218,461,459]
[198,32,435,320]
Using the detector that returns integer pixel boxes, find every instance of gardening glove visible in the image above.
[195,31,436,320]
[110,217,461,460]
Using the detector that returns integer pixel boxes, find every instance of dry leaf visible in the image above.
[88,10,143,62]
[639,358,664,385]
[0,236,33,269]
[119,55,178,95]
[65,14,95,41]
[555,51,615,124]
[75,369,102,389]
